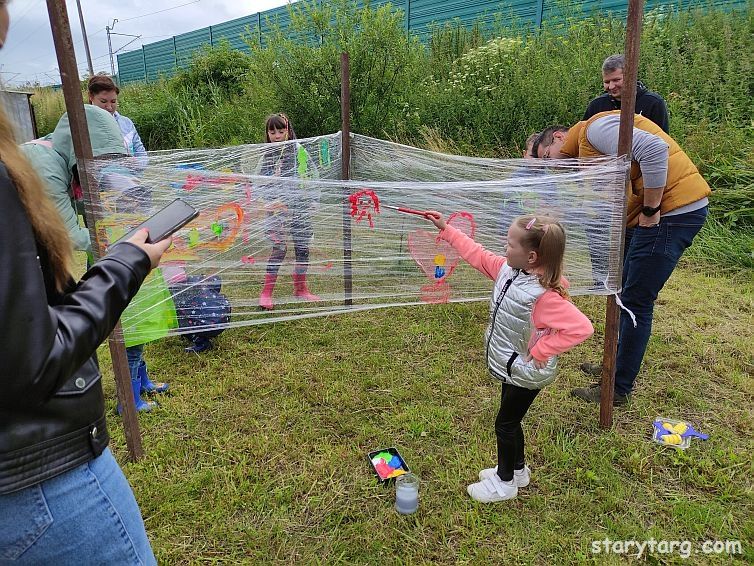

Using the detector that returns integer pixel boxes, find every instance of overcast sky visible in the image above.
[1,0,292,86]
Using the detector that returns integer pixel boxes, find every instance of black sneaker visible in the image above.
[571,383,629,406]
[579,362,603,376]
[184,336,213,353]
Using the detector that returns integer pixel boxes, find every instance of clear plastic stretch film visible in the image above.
[83,133,628,346]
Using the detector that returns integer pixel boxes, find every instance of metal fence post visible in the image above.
[406,0,411,37]
[173,36,178,73]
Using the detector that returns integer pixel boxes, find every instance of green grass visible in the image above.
[96,261,753,564]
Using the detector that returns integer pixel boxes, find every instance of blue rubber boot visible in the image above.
[118,376,158,414]
[139,360,169,394]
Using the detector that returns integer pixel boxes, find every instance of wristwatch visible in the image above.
[641,204,662,216]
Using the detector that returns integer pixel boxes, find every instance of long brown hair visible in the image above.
[515,215,568,297]
[87,74,120,96]
[0,106,73,290]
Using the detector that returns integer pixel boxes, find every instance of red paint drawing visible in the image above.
[348,189,381,228]
[182,173,242,192]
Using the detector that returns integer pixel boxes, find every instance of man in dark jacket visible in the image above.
[583,54,670,133]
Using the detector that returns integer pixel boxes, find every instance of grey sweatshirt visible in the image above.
[585,114,669,189]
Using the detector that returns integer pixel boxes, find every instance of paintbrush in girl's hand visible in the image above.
[382,204,436,219]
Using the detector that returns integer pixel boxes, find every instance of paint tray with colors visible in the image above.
[368,447,410,483]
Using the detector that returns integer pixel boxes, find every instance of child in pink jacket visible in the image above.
[424,212,594,503]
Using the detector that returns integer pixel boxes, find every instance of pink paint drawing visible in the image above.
[408,212,476,304]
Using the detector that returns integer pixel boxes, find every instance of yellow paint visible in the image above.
[661,433,682,445]
[662,422,688,435]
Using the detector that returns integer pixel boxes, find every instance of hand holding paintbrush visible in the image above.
[383,204,443,226]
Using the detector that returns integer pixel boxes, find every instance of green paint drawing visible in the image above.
[188,227,200,248]
[297,145,309,178]
[319,139,331,168]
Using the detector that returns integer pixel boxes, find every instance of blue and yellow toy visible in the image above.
[652,417,708,449]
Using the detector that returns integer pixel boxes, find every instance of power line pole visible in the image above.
[106,19,141,85]
[106,19,118,78]
[75,0,94,76]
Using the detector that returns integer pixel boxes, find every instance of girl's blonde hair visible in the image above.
[515,215,568,297]
[0,105,73,291]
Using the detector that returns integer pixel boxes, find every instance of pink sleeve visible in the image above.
[529,291,594,361]
[440,225,506,281]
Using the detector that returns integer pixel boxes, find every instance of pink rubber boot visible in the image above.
[292,272,321,302]
[259,273,277,310]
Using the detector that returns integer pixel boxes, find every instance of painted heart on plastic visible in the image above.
[408,231,461,281]
[407,212,476,282]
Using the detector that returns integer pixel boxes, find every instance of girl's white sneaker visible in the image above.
[467,474,518,503]
[478,465,530,488]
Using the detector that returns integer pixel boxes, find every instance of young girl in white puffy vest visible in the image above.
[423,212,594,502]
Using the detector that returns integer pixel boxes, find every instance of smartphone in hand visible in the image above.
[118,198,199,244]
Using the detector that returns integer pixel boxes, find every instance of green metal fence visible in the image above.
[117,0,747,84]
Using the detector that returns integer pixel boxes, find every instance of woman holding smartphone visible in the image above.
[0,3,169,561]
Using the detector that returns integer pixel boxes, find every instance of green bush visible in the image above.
[119,68,262,149]
[29,86,69,137]
[172,42,254,101]
[419,3,753,156]
[244,0,427,139]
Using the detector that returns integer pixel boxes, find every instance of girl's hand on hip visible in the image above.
[523,353,548,369]
[638,211,661,227]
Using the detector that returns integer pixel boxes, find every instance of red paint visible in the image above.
[420,281,452,304]
[182,173,243,192]
[348,189,381,228]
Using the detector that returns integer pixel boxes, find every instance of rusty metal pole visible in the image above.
[341,52,353,306]
[599,0,644,428]
[46,0,144,460]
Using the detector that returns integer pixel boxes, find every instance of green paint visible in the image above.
[188,227,200,248]
[122,268,178,347]
[319,139,331,168]
[297,145,308,178]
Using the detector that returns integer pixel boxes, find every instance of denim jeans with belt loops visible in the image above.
[0,448,156,565]
[614,207,708,396]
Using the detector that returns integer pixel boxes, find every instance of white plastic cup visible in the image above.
[395,473,419,514]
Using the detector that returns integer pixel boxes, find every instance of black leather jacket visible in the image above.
[0,162,151,494]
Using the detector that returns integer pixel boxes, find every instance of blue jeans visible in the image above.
[127,344,145,383]
[0,448,156,564]
[614,207,707,395]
